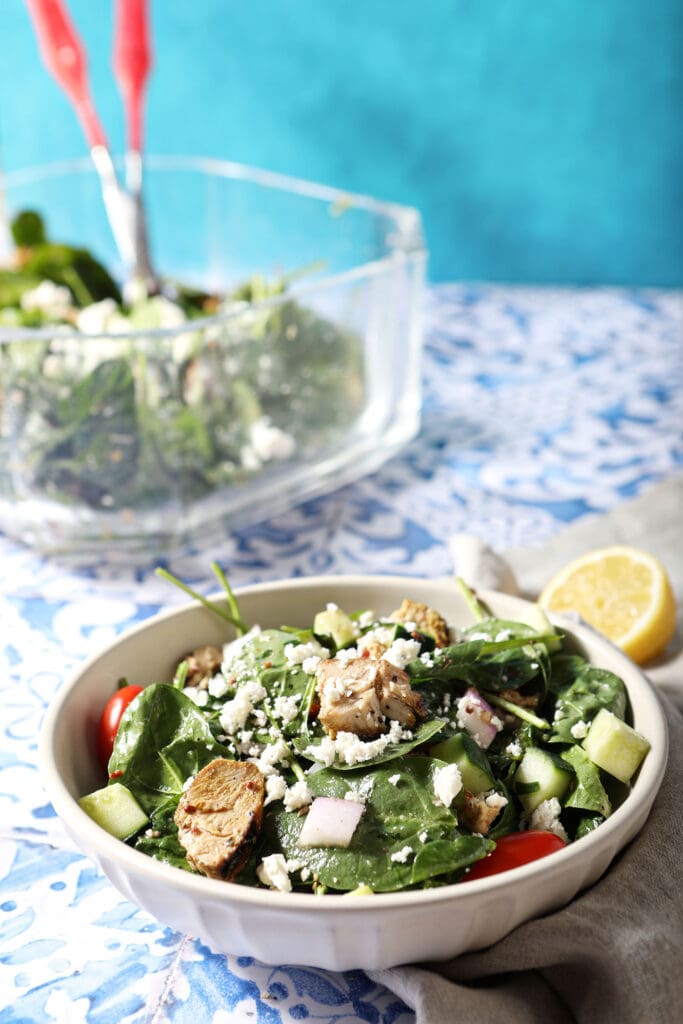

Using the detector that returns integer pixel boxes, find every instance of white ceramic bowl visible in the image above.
[40,575,668,970]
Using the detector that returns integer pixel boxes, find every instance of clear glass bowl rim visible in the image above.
[0,154,427,344]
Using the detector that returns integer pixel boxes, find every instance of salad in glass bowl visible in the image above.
[0,157,425,554]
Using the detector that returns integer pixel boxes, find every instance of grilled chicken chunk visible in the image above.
[316,657,427,739]
[389,599,450,648]
[182,645,224,688]
[174,758,265,880]
[458,790,507,835]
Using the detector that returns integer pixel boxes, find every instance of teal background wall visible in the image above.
[1,0,681,285]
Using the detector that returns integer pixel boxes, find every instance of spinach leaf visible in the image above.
[574,814,606,840]
[108,683,232,814]
[561,744,612,817]
[408,631,549,694]
[549,658,627,743]
[34,358,139,505]
[294,719,446,770]
[133,798,194,870]
[270,757,492,891]
[225,628,315,736]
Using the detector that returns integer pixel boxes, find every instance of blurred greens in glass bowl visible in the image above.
[0,157,426,556]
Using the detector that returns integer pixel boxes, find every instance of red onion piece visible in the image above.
[298,796,365,848]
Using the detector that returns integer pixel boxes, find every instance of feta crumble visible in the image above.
[256,853,292,892]
[283,780,313,812]
[264,774,287,806]
[529,798,569,842]
[570,719,589,740]
[382,637,422,670]
[390,845,414,864]
[433,763,463,807]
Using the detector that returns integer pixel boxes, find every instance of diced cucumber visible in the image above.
[431,732,495,794]
[583,708,650,783]
[313,606,356,648]
[514,746,573,813]
[78,782,148,840]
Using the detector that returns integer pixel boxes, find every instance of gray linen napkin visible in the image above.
[370,476,683,1024]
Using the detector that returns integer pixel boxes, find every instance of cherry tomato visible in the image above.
[97,684,143,772]
[463,830,567,881]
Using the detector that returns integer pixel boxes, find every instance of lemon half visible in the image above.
[538,545,677,665]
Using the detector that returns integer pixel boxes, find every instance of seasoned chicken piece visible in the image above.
[498,688,539,709]
[315,657,427,739]
[458,790,507,835]
[174,758,265,880]
[182,645,223,689]
[389,599,450,648]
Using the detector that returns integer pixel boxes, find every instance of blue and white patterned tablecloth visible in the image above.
[1,283,682,1023]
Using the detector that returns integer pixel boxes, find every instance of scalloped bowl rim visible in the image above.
[39,575,668,964]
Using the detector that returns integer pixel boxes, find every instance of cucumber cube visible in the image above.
[79,782,148,840]
[431,733,495,794]
[514,746,573,813]
[583,708,650,783]
[313,606,357,648]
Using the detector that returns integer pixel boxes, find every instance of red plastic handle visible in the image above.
[113,0,152,153]
[25,0,107,149]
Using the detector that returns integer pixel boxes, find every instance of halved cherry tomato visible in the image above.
[463,830,567,881]
[97,684,143,772]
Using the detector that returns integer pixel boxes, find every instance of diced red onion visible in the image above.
[297,796,364,848]
[458,687,501,750]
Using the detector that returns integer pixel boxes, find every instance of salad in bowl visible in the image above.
[41,574,666,968]
[76,569,652,888]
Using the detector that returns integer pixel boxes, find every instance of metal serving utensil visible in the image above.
[25,0,159,295]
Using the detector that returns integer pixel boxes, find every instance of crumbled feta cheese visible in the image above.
[256,853,292,892]
[433,763,463,807]
[570,719,589,740]
[273,694,301,725]
[390,845,413,864]
[249,416,296,462]
[388,773,401,786]
[529,798,569,841]
[284,640,330,667]
[208,675,230,699]
[356,626,394,654]
[183,686,209,707]
[75,297,120,334]
[302,655,322,675]
[218,680,267,735]
[335,647,359,665]
[484,790,508,811]
[344,791,365,803]
[307,719,408,768]
[326,602,339,612]
[250,737,291,776]
[382,638,422,670]
[357,610,376,628]
[505,739,522,758]
[283,780,313,812]
[418,830,429,843]
[21,279,72,319]
[264,773,287,806]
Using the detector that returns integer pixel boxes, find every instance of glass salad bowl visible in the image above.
[39,576,667,970]
[0,157,426,556]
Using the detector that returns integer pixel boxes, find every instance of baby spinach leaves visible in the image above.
[270,757,492,891]
[108,683,232,814]
[549,657,627,743]
[295,719,445,770]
